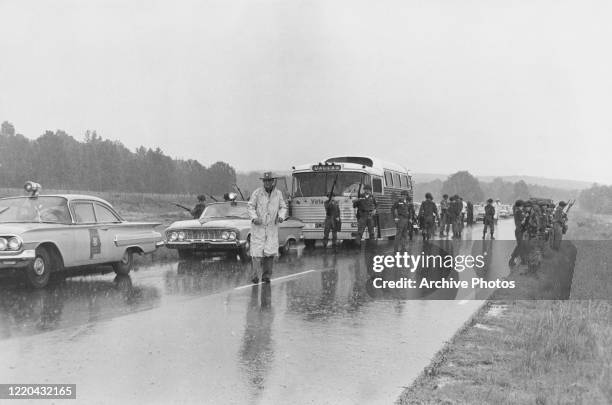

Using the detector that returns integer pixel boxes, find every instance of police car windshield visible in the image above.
[0,197,71,224]
[293,172,366,197]
[201,202,249,219]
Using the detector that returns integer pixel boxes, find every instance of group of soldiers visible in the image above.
[508,198,571,269]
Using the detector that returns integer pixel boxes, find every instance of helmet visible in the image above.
[197,194,206,202]
[558,201,567,207]
[425,192,433,200]
[487,198,493,203]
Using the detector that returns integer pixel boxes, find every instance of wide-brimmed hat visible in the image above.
[260,172,278,180]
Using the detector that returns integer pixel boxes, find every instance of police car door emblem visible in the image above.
[89,229,101,258]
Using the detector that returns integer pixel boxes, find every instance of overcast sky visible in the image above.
[1,1,611,184]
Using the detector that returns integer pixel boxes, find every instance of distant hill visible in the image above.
[411,173,592,191]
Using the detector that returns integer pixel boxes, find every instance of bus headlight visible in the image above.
[0,238,7,251]
[7,237,21,251]
[178,231,186,241]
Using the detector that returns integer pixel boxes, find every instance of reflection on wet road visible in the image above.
[0,220,516,404]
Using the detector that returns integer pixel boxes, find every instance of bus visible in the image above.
[289,156,413,245]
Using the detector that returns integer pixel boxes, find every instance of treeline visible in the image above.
[578,184,612,214]
[0,121,236,194]
[413,171,579,204]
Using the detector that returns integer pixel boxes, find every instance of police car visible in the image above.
[0,182,162,288]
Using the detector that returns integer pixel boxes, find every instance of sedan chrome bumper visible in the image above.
[0,249,36,269]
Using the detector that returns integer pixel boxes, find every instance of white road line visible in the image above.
[234,269,317,290]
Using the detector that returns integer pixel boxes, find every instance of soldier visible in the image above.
[439,194,450,237]
[392,190,416,251]
[466,201,474,226]
[353,184,378,245]
[191,194,207,219]
[551,201,568,250]
[459,197,467,236]
[323,191,341,249]
[418,192,438,241]
[493,199,502,226]
[482,198,495,239]
[449,195,462,239]
[247,172,288,283]
[509,200,525,266]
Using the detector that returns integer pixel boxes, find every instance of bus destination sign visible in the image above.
[312,164,342,172]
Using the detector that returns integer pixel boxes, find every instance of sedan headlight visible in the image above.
[0,238,7,251]
[169,232,178,241]
[228,231,236,240]
[7,237,21,251]
[221,231,229,240]
[178,231,186,241]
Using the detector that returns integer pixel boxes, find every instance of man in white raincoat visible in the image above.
[247,172,287,283]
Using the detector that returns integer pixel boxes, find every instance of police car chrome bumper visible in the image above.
[0,249,36,269]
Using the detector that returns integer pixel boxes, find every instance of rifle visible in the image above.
[565,199,575,214]
[328,173,339,201]
[353,180,363,220]
[173,203,191,212]
[208,194,218,202]
[233,184,245,200]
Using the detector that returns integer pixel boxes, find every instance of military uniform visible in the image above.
[509,202,526,265]
[439,197,450,236]
[418,197,438,241]
[483,202,495,239]
[190,202,206,219]
[323,198,341,248]
[353,190,377,244]
[551,202,568,250]
[392,195,415,251]
[449,197,462,238]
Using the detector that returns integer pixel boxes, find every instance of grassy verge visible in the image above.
[399,209,612,404]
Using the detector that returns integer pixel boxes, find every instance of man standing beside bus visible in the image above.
[353,184,377,246]
[392,190,415,251]
[418,192,438,241]
[248,172,288,283]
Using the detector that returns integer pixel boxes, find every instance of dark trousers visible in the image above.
[439,210,450,235]
[394,217,413,251]
[356,212,375,244]
[510,228,525,261]
[483,220,495,237]
[422,217,435,240]
[323,216,338,247]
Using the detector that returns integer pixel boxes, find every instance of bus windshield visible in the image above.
[292,172,368,197]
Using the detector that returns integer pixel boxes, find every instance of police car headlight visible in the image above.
[221,231,229,240]
[228,231,236,240]
[0,238,7,251]
[7,237,21,251]
[169,232,178,241]
[178,231,186,241]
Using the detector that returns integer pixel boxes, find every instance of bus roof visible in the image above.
[292,156,410,176]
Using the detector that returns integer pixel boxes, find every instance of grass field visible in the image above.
[399,208,612,404]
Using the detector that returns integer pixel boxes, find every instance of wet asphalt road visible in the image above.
[0,220,517,404]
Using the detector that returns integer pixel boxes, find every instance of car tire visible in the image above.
[177,249,194,260]
[25,247,54,289]
[113,250,133,276]
[239,236,251,262]
[280,239,296,255]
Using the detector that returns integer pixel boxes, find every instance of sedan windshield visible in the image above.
[0,197,71,224]
[201,202,249,219]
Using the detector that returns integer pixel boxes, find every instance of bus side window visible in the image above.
[401,175,408,188]
[394,173,401,188]
[384,171,393,187]
[373,177,383,193]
